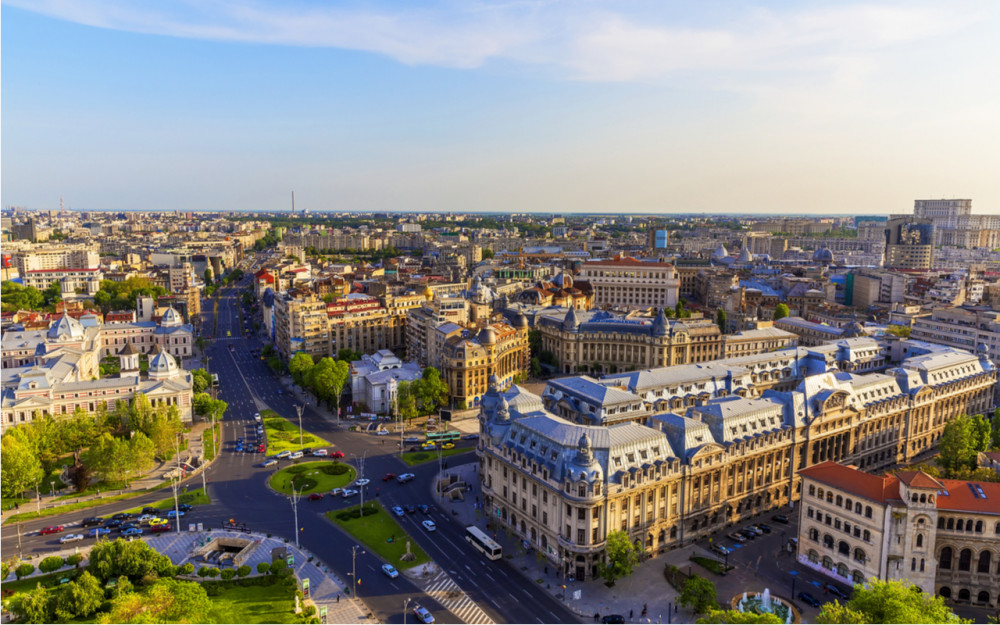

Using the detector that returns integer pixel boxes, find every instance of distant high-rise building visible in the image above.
[913,199,971,230]
[648,228,669,250]
[885,216,935,270]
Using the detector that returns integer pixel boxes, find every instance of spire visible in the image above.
[562,306,580,332]
[652,308,669,336]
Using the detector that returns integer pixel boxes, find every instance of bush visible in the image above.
[16,562,35,579]
[198,566,212,578]
[207,567,220,578]
[320,463,349,475]
[304,605,317,617]
[270,560,288,575]
[257,562,271,575]
[178,563,195,575]
[334,505,380,522]
[236,565,251,578]
[220,569,236,581]
[1,562,8,580]
[66,554,84,568]
[39,556,65,574]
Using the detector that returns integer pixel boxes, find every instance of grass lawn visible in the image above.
[55,480,128,501]
[261,410,328,454]
[205,580,298,624]
[269,462,355,495]
[5,482,172,524]
[1,570,81,593]
[327,502,430,571]
[121,488,211,515]
[399,447,467,466]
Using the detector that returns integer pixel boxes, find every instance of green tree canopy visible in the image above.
[93,277,168,313]
[87,537,174,583]
[9,583,52,624]
[697,610,784,624]
[190,369,212,394]
[100,578,211,624]
[716,308,727,333]
[678,575,718,615]
[600,530,640,585]
[0,281,45,312]
[54,571,105,621]
[288,352,315,386]
[815,580,968,624]
[773,303,790,321]
[0,434,45,498]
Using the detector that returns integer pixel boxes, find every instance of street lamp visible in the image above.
[403,598,412,625]
[295,404,304,451]
[789,570,798,603]
[351,545,365,599]
[50,481,56,498]
[289,484,302,549]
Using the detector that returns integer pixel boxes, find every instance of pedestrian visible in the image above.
[336,594,340,603]
[594,613,600,622]
[630,609,634,620]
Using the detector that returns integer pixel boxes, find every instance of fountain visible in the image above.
[732,587,798,624]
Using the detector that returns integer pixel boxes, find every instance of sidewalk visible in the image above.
[1,422,214,526]
[435,462,696,624]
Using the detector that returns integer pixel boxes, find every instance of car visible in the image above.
[39,525,65,535]
[331,451,344,459]
[149,517,168,526]
[81,517,103,527]
[178,504,193,512]
[602,616,626,624]
[142,507,160,515]
[330,488,343,496]
[235,446,244,453]
[112,513,133,521]
[308,493,324,501]
[149,524,171,533]
[122,527,143,537]
[741,526,761,538]
[422,520,437,532]
[60,533,85,544]
[825,584,849,600]
[382,473,397,482]
[463,433,480,441]
[381,563,399,579]
[754,523,773,534]
[289,451,304,460]
[405,504,416,514]
[397,473,415,484]
[342,489,359,498]
[404,436,421,443]
[138,514,156,524]
[421,442,437,450]
[441,443,455,450]
[262,459,279,468]
[89,527,111,537]
[276,450,291,459]
[711,544,732,556]
[312,449,328,456]
[736,530,755,541]
[236,437,244,443]
[254,412,261,421]
[412,605,435,624]
[104,519,123,529]
[375,429,390,436]
[119,522,138,532]
[356,478,370,486]
[417,504,430,514]
[392,506,405,517]
[772,514,790,524]
[167,510,185,518]
[798,592,821,608]
[727,532,747,543]
[301,448,313,455]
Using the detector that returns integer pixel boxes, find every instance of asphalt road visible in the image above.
[1,261,578,625]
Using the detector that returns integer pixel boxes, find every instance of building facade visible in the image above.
[577,258,680,311]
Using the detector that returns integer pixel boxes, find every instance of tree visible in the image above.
[54,571,104,621]
[337,348,362,363]
[530,357,542,378]
[39,556,65,574]
[815,579,968,624]
[100,578,211,624]
[10,583,52,624]
[938,416,975,473]
[0,281,45,312]
[16,562,36,579]
[599,530,640,585]
[716,309,727,333]
[190,369,212,394]
[773,303,790,321]
[204,268,213,285]
[528,329,542,357]
[886,325,912,338]
[414,367,449,414]
[969,414,990,454]
[481,248,495,260]
[42,281,63,307]
[697,610,784,624]
[0,435,45,498]
[288,352,315,386]
[678,574,718,615]
[87,537,174,583]
[397,381,419,422]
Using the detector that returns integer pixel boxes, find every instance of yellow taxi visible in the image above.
[442,443,455,450]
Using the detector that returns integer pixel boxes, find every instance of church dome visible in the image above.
[160,306,182,327]
[47,314,84,341]
[813,246,834,263]
[477,327,497,345]
[712,244,729,260]
[737,248,753,263]
[514,312,529,329]
[147,345,179,379]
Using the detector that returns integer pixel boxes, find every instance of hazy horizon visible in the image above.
[3,1,999,215]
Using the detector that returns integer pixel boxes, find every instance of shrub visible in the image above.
[39,556,65,574]
[16,562,35,579]
[207,567,220,578]
[257,562,271,575]
[1,562,8,580]
[321,463,349,475]
[236,565,251,578]
[334,505,379,522]
[304,605,317,617]
[220,569,236,581]
[178,563,195,575]
[66,554,84,568]
[270,560,288,575]
[198,566,212,577]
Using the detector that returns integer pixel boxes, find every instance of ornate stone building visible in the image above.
[476,340,996,580]
[577,257,680,311]
[798,462,1000,608]
[438,317,530,408]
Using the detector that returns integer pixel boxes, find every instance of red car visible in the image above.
[149,524,171,533]
[307,493,323,501]
[382,473,397,482]
[39,525,65,535]
[257,444,266,453]
[331,451,344,459]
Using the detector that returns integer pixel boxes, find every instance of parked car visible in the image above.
[119,522,138,532]
[330,488,343,496]
[741,526,761,538]
[412,605,435,624]
[331,451,345,459]
[383,473,397,482]
[825,584,848,600]
[112,513,133,521]
[727,532,747,543]
[122,527,143,537]
[39,526,65,535]
[382,563,399,578]
[798,592,821,608]
[342,489,359,498]
[772,514,789,524]
[276,450,291,459]
[312,449,329,456]
[262,459,278,468]
[166,510,185,518]
[405,504,416,514]
[392,506,406,517]
[104,520,123,529]
[308,493,323,501]
[754,523,773,534]
[422,520,437,532]
[711,544,732,556]
[138,514,156,524]
[397,473,415,484]
[60,533,85,544]
[288,451,304,460]
[149,524,171,533]
[301,448,313,455]
[254,413,261,421]
[178,504,193,512]
[463,433,479,441]
[148,517,168,526]
[89,527,111,537]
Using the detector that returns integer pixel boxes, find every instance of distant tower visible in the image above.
[292,191,295,214]
[60,197,65,211]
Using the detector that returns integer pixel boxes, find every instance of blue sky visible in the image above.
[3,1,999,214]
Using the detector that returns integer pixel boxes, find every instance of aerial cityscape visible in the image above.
[2,2,1000,625]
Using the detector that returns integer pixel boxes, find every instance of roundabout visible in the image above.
[268,460,356,495]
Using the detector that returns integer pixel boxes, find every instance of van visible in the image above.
[289,451,304,460]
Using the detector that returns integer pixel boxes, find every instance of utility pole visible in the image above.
[173,433,183,534]
[35,481,41,515]
[403,598,412,625]
[289,485,302,549]
[355,451,368,511]
[16,522,22,559]
[351,545,365,599]
[295,404,304,451]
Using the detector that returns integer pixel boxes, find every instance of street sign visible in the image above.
[572,590,581,600]
[320,606,327,623]
[303,578,310,598]
[287,555,294,567]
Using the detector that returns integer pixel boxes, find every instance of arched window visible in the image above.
[978,591,990,604]
[863,529,871,542]
[947,518,954,530]
[827,492,834,503]
[809,528,819,542]
[809,485,816,496]
[958,548,972,571]
[854,548,867,563]
[836,495,843,506]
[823,534,834,549]
[940,547,952,569]
[975,520,983,533]
[977,551,992,574]
[808,550,819,563]
[958,589,971,601]
[916,534,924,548]
[939,587,951,599]
[995,521,1000,534]
[837,562,849,577]
[838,541,850,555]
[938,518,945,529]
[822,556,833,570]
[855,502,862,514]
[865,506,873,519]
[851,571,864,584]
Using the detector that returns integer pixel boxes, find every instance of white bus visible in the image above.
[465,526,502,560]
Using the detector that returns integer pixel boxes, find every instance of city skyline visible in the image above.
[3,1,1000,215]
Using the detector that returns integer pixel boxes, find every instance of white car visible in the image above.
[381,563,399,579]
[254,413,261,422]
[60,533,85,544]
[391,506,405,517]
[356,478,370,486]
[412,605,435,624]
[330,488,343,496]
[421,520,437,532]
[312,449,329,456]
[375,430,389,436]
[138,514,156,524]
[342,489,359,498]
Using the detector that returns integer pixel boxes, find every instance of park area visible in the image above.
[122,487,211,514]
[269,461,356,495]
[327,502,430,570]
[261,410,329,454]
[399,447,466,466]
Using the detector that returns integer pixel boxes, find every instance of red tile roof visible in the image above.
[896,471,945,490]
[798,461,900,504]
[935,480,1000,515]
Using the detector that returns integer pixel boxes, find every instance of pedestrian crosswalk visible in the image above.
[424,571,494,624]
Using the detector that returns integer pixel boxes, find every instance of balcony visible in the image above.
[557,534,606,554]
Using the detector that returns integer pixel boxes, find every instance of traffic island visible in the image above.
[269,461,356,495]
[325,502,430,570]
